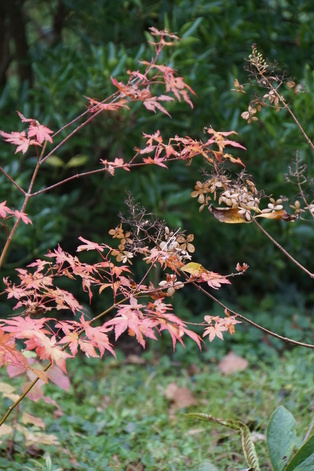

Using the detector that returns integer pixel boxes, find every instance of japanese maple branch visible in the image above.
[191,280,314,349]
[0,270,161,426]
[29,159,173,197]
[30,167,109,196]
[0,295,127,427]
[41,108,104,164]
[252,218,314,278]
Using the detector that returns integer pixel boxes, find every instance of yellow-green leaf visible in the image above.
[66,155,89,168]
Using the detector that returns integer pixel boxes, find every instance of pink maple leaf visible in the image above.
[12,209,32,225]
[202,316,227,342]
[142,156,168,168]
[78,316,116,358]
[199,271,231,290]
[104,298,157,348]
[0,201,14,219]
[28,123,53,144]
[0,130,32,154]
[25,331,72,373]
[77,236,106,252]
[17,111,53,144]
[0,317,51,339]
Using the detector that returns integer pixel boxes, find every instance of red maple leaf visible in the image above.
[143,96,173,117]
[78,316,116,357]
[17,110,54,144]
[0,328,28,370]
[56,321,80,356]
[104,297,157,348]
[146,299,202,350]
[26,331,72,373]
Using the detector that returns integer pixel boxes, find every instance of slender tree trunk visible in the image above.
[3,0,33,87]
[51,0,69,46]
[0,2,12,88]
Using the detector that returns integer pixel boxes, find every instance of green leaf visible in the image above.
[267,406,297,471]
[65,155,89,168]
[180,18,204,38]
[45,155,64,167]
[285,435,314,471]
[185,413,260,470]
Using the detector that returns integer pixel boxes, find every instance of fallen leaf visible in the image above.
[218,351,248,374]
[125,354,146,365]
[0,423,13,437]
[21,411,45,429]
[164,382,197,409]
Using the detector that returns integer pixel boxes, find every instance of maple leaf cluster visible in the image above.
[0,111,53,155]
[135,127,246,171]
[0,28,248,399]
[0,208,240,381]
[85,28,195,120]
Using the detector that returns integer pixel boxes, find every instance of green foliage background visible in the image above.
[0,0,313,342]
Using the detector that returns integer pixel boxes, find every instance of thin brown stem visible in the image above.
[0,361,51,427]
[295,157,314,218]
[30,167,108,196]
[0,167,26,195]
[262,73,314,151]
[0,161,41,268]
[282,100,314,151]
[252,218,314,278]
[191,281,314,349]
[41,108,103,164]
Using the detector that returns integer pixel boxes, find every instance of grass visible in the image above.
[0,338,313,471]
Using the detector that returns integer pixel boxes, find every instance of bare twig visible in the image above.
[252,218,314,278]
[191,281,314,349]
[0,167,26,195]
[295,156,314,218]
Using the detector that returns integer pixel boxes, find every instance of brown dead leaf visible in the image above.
[0,423,13,437]
[218,351,248,375]
[164,382,197,410]
[255,210,296,222]
[21,412,45,429]
[125,354,146,365]
[209,205,249,224]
